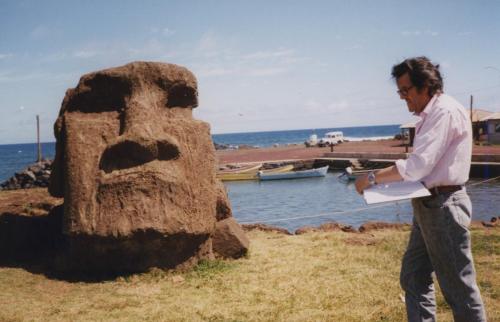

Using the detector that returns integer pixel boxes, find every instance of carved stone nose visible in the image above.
[99,138,180,173]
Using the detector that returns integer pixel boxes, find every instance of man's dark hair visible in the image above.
[391,56,443,96]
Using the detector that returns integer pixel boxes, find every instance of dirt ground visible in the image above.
[217,139,500,164]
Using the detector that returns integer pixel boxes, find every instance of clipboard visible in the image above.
[363,181,431,204]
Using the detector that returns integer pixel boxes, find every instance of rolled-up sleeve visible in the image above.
[396,110,454,181]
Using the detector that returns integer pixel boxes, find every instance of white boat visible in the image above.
[218,163,262,174]
[258,166,329,181]
[217,164,293,181]
[338,167,379,181]
[304,133,318,147]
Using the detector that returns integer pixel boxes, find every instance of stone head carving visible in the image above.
[49,62,219,270]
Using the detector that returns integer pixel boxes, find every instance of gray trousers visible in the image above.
[400,188,487,322]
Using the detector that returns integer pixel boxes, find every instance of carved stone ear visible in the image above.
[48,117,65,198]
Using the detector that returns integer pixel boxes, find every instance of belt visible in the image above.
[429,185,463,196]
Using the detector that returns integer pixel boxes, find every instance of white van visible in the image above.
[318,131,344,146]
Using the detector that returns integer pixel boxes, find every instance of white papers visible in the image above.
[363,181,431,205]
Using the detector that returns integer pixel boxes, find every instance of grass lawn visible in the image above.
[0,226,498,321]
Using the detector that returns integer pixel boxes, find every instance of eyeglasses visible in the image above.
[397,85,414,96]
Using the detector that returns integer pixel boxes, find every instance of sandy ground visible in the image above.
[217,139,500,164]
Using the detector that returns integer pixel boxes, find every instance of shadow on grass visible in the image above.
[0,205,206,283]
[0,205,130,282]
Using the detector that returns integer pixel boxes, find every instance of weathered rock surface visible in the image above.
[358,221,410,233]
[215,181,232,221]
[481,216,500,228]
[212,217,249,258]
[295,221,355,234]
[47,61,240,272]
[0,188,63,264]
[1,159,53,190]
[242,223,292,235]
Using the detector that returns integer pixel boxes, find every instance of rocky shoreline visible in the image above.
[1,159,52,190]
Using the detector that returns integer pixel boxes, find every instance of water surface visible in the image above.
[224,172,500,232]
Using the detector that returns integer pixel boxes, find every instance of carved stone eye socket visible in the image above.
[166,84,198,108]
[66,74,132,113]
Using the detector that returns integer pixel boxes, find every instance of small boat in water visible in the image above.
[217,163,263,174]
[338,167,379,181]
[218,164,294,181]
[258,166,329,181]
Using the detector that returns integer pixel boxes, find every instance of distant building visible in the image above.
[401,109,499,146]
[470,108,493,123]
[399,121,416,146]
[480,112,500,144]
[468,108,496,142]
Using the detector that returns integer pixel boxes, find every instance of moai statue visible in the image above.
[49,62,223,272]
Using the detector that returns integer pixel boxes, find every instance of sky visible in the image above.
[1,0,500,144]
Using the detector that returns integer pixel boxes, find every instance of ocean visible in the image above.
[212,124,399,148]
[1,124,498,230]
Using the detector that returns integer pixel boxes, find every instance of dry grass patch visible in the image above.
[0,227,498,321]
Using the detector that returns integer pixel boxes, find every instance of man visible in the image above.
[355,57,487,322]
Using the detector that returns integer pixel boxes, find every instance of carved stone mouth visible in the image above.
[99,169,178,183]
[99,139,179,174]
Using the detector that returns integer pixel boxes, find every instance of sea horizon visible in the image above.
[0,123,402,146]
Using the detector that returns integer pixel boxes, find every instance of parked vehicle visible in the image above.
[318,131,344,147]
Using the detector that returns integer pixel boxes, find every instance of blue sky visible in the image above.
[1,0,500,144]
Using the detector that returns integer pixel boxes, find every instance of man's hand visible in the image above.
[354,165,404,195]
[355,174,371,195]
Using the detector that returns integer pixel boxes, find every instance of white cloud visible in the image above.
[162,28,175,37]
[0,71,41,83]
[19,106,25,110]
[196,67,237,77]
[401,30,439,37]
[149,27,175,37]
[198,32,218,53]
[0,53,13,59]
[40,51,68,62]
[344,44,363,51]
[326,100,350,112]
[304,98,351,114]
[243,49,295,60]
[248,67,288,77]
[30,25,51,39]
[304,99,322,112]
[401,30,421,36]
[440,61,452,69]
[0,70,75,84]
[73,50,98,58]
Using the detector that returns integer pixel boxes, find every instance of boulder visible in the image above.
[295,221,355,234]
[294,226,317,235]
[212,217,249,259]
[242,223,292,235]
[358,221,410,233]
[48,61,227,272]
